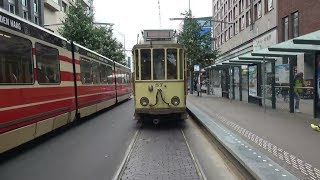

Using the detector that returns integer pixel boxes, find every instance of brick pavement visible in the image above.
[188,94,320,180]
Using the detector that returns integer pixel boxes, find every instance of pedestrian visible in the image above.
[293,72,304,113]
[197,82,201,97]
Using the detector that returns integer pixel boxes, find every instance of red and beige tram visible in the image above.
[0,9,132,154]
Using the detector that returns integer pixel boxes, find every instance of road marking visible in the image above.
[207,109,319,179]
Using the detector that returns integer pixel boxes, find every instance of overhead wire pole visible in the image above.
[158,0,162,28]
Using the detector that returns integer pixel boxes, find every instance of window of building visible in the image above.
[267,0,273,12]
[92,61,100,84]
[0,0,3,7]
[34,0,39,13]
[22,0,27,7]
[292,11,299,38]
[282,16,289,41]
[62,2,67,13]
[8,3,15,14]
[225,30,229,41]
[257,1,262,19]
[80,58,91,84]
[140,49,151,80]
[241,15,245,30]
[167,49,177,79]
[52,0,59,4]
[239,17,242,31]
[153,49,165,80]
[23,11,29,20]
[36,43,60,84]
[246,11,250,27]
[34,16,39,25]
[235,20,239,34]
[0,31,33,84]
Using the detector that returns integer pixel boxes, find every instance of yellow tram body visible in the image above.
[132,30,187,121]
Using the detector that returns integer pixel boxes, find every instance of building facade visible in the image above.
[0,0,93,34]
[0,0,44,26]
[213,0,277,63]
[44,0,93,34]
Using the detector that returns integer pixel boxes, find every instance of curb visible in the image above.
[187,102,298,180]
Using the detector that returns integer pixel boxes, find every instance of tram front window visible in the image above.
[153,49,165,80]
[141,49,151,80]
[167,49,177,79]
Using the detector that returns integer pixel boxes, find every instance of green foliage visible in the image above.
[58,0,126,65]
[177,11,218,71]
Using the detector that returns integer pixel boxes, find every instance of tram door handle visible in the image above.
[148,85,154,92]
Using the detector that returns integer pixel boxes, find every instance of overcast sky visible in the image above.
[93,0,212,56]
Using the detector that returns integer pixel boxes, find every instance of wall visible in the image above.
[278,0,320,42]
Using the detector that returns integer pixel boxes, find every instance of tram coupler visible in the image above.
[152,119,160,125]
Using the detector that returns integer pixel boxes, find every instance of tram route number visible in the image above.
[155,83,166,88]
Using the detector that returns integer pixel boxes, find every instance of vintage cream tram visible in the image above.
[132,30,187,123]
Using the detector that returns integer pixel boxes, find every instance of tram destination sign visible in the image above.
[144,29,173,41]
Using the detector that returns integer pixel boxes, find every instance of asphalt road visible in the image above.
[0,99,251,180]
[0,100,137,180]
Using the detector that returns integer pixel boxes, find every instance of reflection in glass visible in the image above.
[141,49,151,80]
[167,49,177,79]
[0,31,33,84]
[179,49,184,80]
[135,50,139,80]
[153,49,165,80]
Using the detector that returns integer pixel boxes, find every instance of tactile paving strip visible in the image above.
[120,127,200,180]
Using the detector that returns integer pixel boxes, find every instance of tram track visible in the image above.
[113,115,254,180]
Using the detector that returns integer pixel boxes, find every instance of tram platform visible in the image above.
[187,94,320,180]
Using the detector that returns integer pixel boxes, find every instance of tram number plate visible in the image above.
[155,83,165,88]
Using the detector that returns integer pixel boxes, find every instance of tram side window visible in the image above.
[106,66,113,84]
[179,49,184,80]
[36,43,60,84]
[80,58,92,84]
[0,32,33,84]
[135,50,139,80]
[92,61,100,84]
[167,49,177,79]
[141,49,151,80]
[153,49,165,80]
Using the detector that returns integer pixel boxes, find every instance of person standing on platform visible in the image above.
[293,72,304,113]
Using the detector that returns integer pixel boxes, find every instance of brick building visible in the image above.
[278,0,320,43]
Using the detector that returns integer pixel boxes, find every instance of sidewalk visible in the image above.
[187,94,320,180]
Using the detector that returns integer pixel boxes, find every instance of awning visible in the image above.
[293,30,320,45]
[268,39,320,53]
[251,48,300,57]
[238,52,276,61]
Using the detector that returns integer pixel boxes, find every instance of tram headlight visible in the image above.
[140,97,149,106]
[171,96,180,106]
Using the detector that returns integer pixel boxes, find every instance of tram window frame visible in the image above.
[35,43,60,85]
[106,65,113,84]
[179,49,184,80]
[135,50,139,80]
[153,49,165,80]
[0,31,34,85]
[167,49,178,80]
[80,57,92,84]
[100,64,111,84]
[140,49,152,80]
[92,61,100,84]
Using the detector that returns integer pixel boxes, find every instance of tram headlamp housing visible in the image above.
[140,97,149,106]
[171,96,180,106]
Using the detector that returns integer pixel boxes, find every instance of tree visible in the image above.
[177,11,218,71]
[58,0,126,65]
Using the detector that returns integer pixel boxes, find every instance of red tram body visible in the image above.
[0,9,132,153]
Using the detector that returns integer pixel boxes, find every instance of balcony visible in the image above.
[44,0,60,11]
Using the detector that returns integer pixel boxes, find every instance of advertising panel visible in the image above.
[275,64,289,83]
[248,65,258,96]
